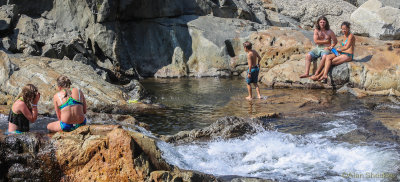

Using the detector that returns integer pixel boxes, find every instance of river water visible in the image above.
[137,77,400,181]
[1,77,400,181]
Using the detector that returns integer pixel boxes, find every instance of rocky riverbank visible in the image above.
[0,125,220,181]
[1,0,400,181]
[0,116,281,182]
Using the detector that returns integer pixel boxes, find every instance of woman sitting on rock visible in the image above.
[47,76,87,132]
[311,21,355,81]
[8,84,40,134]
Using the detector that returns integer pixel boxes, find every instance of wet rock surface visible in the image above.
[161,116,275,144]
[0,125,220,182]
[0,131,63,182]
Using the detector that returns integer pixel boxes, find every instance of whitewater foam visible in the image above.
[159,128,400,181]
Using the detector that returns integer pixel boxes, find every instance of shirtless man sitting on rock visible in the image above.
[299,16,337,78]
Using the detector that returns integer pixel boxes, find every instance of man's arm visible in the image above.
[329,30,337,49]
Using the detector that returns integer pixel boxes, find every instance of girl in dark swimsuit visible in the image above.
[8,84,40,134]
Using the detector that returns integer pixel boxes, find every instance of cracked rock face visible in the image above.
[0,125,219,182]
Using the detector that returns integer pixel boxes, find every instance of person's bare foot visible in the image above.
[318,75,328,81]
[246,96,252,100]
[299,74,310,78]
[257,95,262,99]
[310,75,319,81]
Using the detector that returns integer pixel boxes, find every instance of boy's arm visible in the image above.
[257,52,261,65]
[247,53,252,77]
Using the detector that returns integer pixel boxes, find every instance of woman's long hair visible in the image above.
[16,84,38,111]
[57,76,72,98]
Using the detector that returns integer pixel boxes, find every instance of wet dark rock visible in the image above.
[0,133,63,182]
[123,79,147,101]
[162,116,275,144]
[0,125,220,181]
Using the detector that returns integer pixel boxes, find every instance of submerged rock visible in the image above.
[162,116,275,144]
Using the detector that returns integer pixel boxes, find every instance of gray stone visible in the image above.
[95,68,110,81]
[0,51,146,114]
[272,0,368,35]
[123,79,146,101]
[41,44,57,58]
[72,53,90,65]
[1,36,16,51]
[330,63,350,86]
[0,4,18,32]
[358,0,400,8]
[154,47,188,78]
[351,0,400,40]
[22,45,39,56]
[162,116,275,144]
[0,0,52,17]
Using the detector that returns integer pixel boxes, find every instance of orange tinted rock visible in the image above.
[54,125,150,181]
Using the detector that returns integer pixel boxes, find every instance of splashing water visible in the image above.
[157,111,400,181]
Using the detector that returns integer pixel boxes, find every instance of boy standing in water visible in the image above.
[243,41,261,100]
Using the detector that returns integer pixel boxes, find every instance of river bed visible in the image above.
[138,77,400,181]
[1,77,400,181]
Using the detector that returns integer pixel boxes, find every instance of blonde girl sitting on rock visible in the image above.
[47,76,87,132]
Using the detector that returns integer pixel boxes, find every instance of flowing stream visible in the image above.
[138,77,400,181]
[1,77,400,181]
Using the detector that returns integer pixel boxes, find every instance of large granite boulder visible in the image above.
[347,37,400,91]
[119,15,266,77]
[357,0,400,8]
[351,0,400,40]
[252,29,400,94]
[0,51,147,114]
[272,0,367,35]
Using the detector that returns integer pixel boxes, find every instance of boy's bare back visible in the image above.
[247,50,260,68]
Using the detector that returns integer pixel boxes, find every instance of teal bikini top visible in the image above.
[342,38,348,46]
[58,88,83,110]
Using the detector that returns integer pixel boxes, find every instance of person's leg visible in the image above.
[246,84,252,100]
[332,55,352,65]
[47,121,62,132]
[314,54,327,76]
[254,83,261,99]
[317,54,337,81]
[300,53,313,78]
